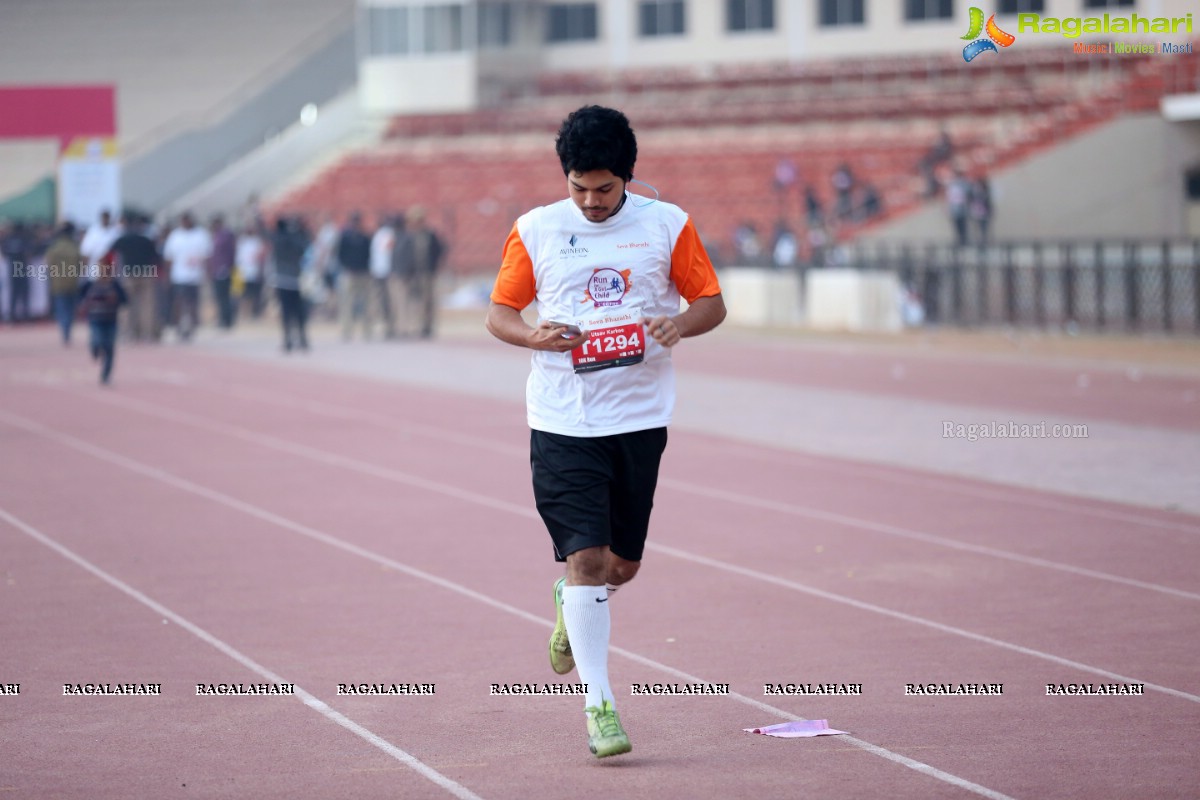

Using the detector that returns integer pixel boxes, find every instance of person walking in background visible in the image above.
[110,213,162,343]
[969,174,993,246]
[270,216,311,353]
[402,206,443,339]
[235,220,268,320]
[45,222,83,345]
[1,221,33,323]
[804,184,824,230]
[771,220,798,270]
[369,213,398,339]
[919,128,954,198]
[162,211,212,342]
[208,214,237,329]
[336,211,372,340]
[309,211,340,320]
[485,105,726,759]
[78,260,128,385]
[946,168,971,247]
[831,162,855,223]
[80,209,121,278]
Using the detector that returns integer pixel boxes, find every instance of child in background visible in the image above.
[78,261,128,385]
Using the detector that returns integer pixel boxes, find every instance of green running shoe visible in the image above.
[586,700,631,758]
[549,577,574,675]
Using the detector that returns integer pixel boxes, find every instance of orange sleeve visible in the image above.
[668,218,721,303]
[490,223,537,310]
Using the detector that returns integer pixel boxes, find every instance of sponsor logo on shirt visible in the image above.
[559,234,589,258]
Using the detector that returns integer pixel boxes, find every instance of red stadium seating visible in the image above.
[271,45,1199,274]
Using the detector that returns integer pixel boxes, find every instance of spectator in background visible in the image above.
[804,185,824,230]
[732,221,761,265]
[310,211,340,319]
[401,206,444,339]
[919,128,953,198]
[336,211,372,340]
[208,214,237,329]
[946,168,971,247]
[1,221,32,322]
[858,183,882,221]
[771,221,798,270]
[390,212,412,331]
[270,216,311,353]
[807,224,830,268]
[831,163,855,223]
[969,174,993,246]
[110,213,163,343]
[773,157,798,217]
[45,222,82,344]
[235,220,268,319]
[162,211,212,342]
[78,260,128,385]
[80,209,121,278]
[369,213,397,339]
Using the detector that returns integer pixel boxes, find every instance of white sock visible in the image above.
[561,584,615,711]
[605,583,620,596]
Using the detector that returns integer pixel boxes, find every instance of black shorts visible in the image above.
[530,427,669,563]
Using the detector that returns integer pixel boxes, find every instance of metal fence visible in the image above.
[841,241,1200,334]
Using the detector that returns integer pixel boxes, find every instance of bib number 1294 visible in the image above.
[571,322,645,373]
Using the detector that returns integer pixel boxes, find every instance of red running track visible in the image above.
[1,325,1198,800]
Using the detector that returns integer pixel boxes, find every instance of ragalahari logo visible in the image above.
[962,7,1016,62]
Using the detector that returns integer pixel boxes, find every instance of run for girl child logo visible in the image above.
[584,268,631,308]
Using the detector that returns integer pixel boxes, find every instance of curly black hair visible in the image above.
[555,105,637,181]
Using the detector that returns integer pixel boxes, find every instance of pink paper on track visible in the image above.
[744,720,848,738]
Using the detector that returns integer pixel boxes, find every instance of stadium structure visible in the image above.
[2,0,1198,330]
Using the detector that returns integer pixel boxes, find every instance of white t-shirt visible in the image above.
[235,235,266,282]
[80,222,121,278]
[370,227,394,279]
[491,194,721,438]
[163,227,213,285]
[80,222,120,262]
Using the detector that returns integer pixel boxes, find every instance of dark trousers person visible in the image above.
[52,293,78,344]
[9,273,30,322]
[90,319,118,384]
[277,287,308,351]
[407,271,437,338]
[172,284,201,341]
[241,280,264,319]
[212,276,236,328]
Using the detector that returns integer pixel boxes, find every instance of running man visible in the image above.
[486,105,726,758]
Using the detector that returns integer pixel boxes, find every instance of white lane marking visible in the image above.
[96,385,1200,602]
[0,417,1017,800]
[0,506,485,800]
[195,378,1200,535]
[655,479,1200,602]
[32,393,1200,703]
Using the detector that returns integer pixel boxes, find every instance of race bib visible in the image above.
[571,321,645,373]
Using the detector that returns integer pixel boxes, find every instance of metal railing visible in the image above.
[840,240,1200,334]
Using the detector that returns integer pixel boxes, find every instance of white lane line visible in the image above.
[188,364,1200,537]
[678,436,1200,536]
[0,416,1016,800]
[25,395,1200,705]
[102,384,1200,602]
[35,393,1200,703]
[642,541,1199,705]
[654,479,1200,602]
[0,507,485,800]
